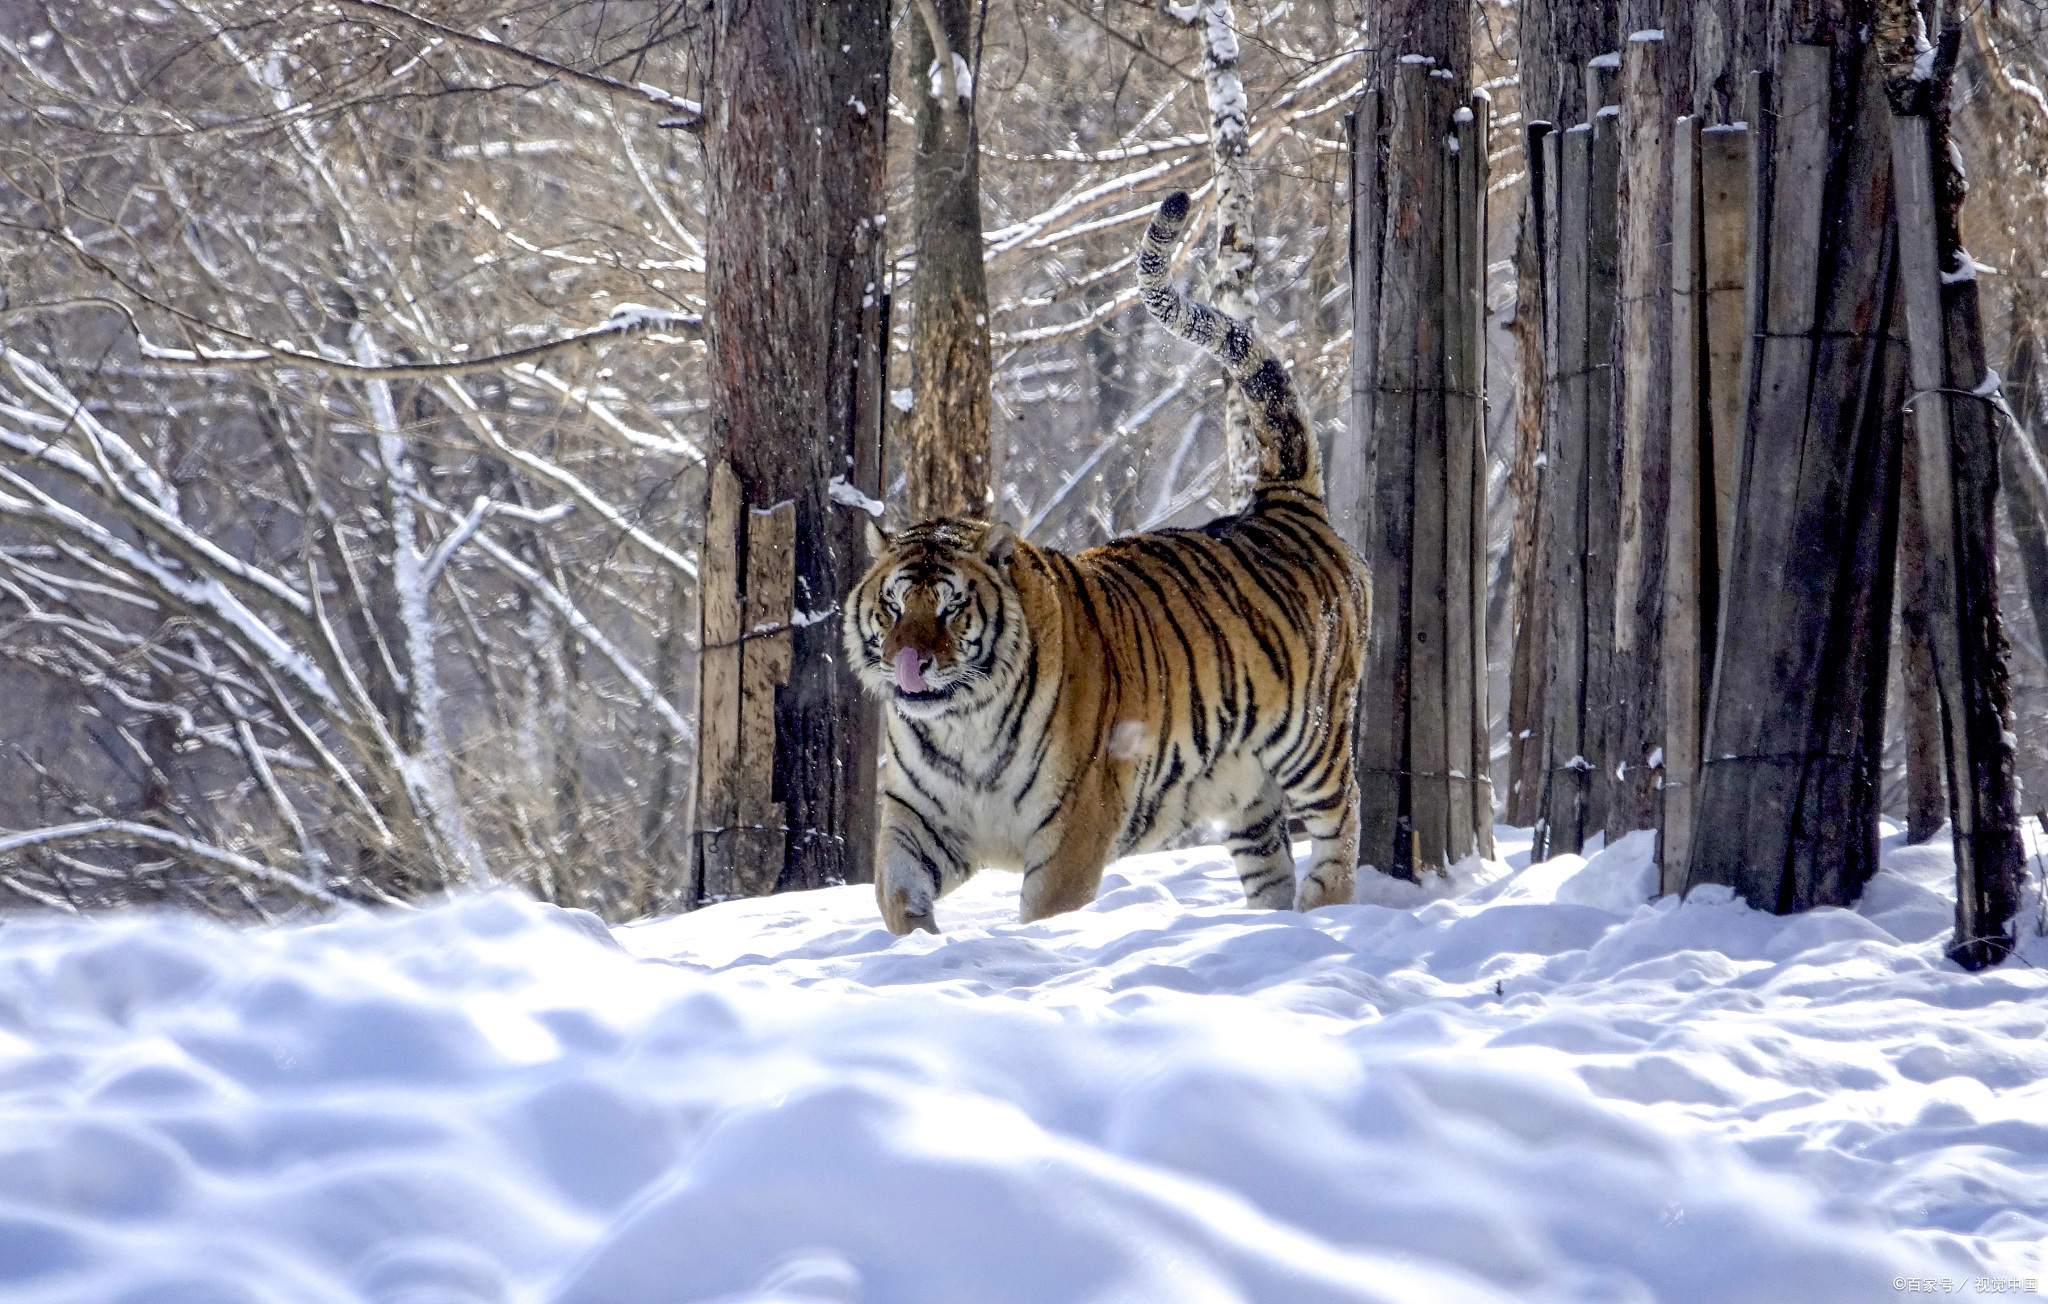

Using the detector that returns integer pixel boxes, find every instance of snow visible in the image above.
[1629,29,1665,42]
[1913,42,1938,83]
[1589,51,1623,69]
[927,52,973,103]
[602,303,700,335]
[1944,249,1989,285]
[2,825,2045,1302]
[827,475,885,519]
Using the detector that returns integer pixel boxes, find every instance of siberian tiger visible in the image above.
[844,191,1370,934]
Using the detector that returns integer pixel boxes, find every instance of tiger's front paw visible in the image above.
[878,878,940,936]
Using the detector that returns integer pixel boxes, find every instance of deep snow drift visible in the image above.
[0,824,2044,1303]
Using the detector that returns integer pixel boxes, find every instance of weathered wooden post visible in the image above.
[1664,114,1706,894]
[1607,30,1674,839]
[1687,44,1907,913]
[1504,120,1554,831]
[1344,62,1494,877]
[1662,116,1751,895]
[1458,94,1495,860]
[695,464,794,902]
[1886,24,2025,968]
[1530,63,1621,862]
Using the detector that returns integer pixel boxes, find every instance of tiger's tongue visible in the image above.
[893,646,930,693]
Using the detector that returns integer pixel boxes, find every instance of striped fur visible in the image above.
[845,193,1369,934]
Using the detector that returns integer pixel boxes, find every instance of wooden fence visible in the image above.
[1506,28,2023,964]
[1342,60,1494,878]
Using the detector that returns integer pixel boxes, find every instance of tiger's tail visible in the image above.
[1137,192,1322,502]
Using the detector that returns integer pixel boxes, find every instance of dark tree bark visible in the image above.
[1686,16,1908,913]
[904,0,992,520]
[1366,0,1471,99]
[1348,0,1477,876]
[1898,445,1951,843]
[1918,26,2026,967]
[1506,0,1613,826]
[1689,0,1766,122]
[1518,0,1618,128]
[702,0,889,893]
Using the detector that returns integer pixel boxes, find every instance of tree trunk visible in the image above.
[905,0,992,520]
[1180,0,1260,511]
[702,0,888,894]
[1366,0,1471,100]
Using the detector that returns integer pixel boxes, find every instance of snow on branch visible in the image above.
[10,291,702,382]
[992,285,1143,347]
[0,820,342,907]
[327,0,703,129]
[438,377,700,579]
[0,469,337,709]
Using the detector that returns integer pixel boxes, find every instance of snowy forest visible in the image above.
[4,2,2048,1300]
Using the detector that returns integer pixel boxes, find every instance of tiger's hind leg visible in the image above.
[1289,770,1359,911]
[1225,777,1296,910]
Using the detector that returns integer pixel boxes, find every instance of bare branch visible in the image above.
[326,0,705,130]
[0,820,341,907]
[3,293,702,380]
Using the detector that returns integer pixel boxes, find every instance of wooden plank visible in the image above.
[1538,122,1592,859]
[1893,94,2024,964]
[842,233,891,887]
[1585,54,1620,116]
[1408,68,1456,874]
[1775,50,1901,913]
[1940,196,2025,968]
[1336,92,1382,554]
[1699,123,1751,588]
[1581,101,1621,840]
[1892,107,1972,902]
[1443,101,1477,864]
[1663,115,1705,896]
[1465,92,1495,860]
[696,459,744,903]
[1607,32,1672,840]
[1690,46,1831,903]
[1358,71,1424,878]
[734,499,797,897]
[1897,442,1949,843]
[1610,36,1665,660]
[1509,124,1560,831]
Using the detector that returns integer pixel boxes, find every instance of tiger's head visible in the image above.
[844,517,1027,720]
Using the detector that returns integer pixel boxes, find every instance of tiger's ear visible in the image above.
[863,518,889,559]
[981,521,1018,569]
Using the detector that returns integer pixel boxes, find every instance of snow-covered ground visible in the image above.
[2,824,2045,1303]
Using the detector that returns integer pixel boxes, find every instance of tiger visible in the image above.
[843,190,1370,934]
